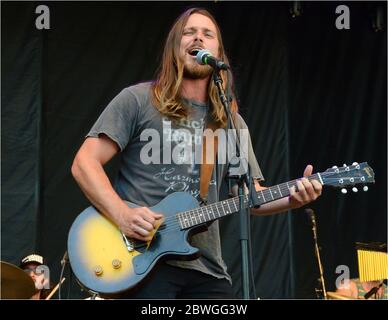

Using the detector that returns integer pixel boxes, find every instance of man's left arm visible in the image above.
[250,164,322,216]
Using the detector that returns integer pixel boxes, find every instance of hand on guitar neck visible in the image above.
[288,164,323,209]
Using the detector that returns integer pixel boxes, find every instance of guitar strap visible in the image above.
[199,118,219,204]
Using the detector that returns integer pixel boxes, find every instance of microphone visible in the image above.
[196,49,229,70]
[306,208,316,227]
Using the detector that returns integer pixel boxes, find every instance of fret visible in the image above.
[226,200,232,214]
[277,184,282,197]
[260,190,266,202]
[271,186,278,198]
[182,213,189,228]
[206,207,212,221]
[268,188,274,200]
[211,205,216,219]
[177,213,184,228]
[286,181,291,190]
[192,210,198,225]
[219,203,226,216]
[257,192,263,203]
[198,207,205,223]
[232,199,239,211]
[189,213,194,226]
[215,204,221,217]
[186,212,191,227]
[191,212,197,227]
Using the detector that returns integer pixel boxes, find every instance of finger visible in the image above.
[133,224,152,237]
[296,180,309,202]
[129,230,152,242]
[289,185,296,196]
[303,164,313,177]
[141,209,163,228]
[311,180,322,195]
[138,219,154,232]
[301,178,315,197]
[140,210,156,225]
[142,208,163,220]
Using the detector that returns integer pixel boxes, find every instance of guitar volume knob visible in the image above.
[94,265,103,276]
[112,259,122,269]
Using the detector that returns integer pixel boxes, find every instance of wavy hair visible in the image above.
[151,8,238,128]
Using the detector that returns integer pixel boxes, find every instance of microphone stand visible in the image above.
[309,211,327,299]
[212,69,260,299]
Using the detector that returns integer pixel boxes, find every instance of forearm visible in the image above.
[71,156,127,224]
[250,196,294,216]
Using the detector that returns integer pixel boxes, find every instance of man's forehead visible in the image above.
[184,14,217,32]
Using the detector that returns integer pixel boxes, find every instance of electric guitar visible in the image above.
[67,162,375,295]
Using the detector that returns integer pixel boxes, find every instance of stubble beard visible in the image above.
[183,59,213,79]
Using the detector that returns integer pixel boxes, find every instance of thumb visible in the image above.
[303,164,313,177]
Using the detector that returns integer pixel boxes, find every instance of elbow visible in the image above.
[71,154,83,181]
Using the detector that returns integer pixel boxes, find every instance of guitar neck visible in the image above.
[177,173,324,229]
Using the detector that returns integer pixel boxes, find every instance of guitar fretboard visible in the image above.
[176,173,322,229]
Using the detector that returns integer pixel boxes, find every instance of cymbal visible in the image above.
[1,261,36,299]
[326,291,356,300]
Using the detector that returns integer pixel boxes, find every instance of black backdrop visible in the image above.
[2,1,386,299]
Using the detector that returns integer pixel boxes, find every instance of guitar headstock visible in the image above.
[321,162,375,193]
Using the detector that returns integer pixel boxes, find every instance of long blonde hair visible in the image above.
[151,8,238,128]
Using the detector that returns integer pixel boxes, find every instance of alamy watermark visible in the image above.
[335,264,350,289]
[140,120,250,176]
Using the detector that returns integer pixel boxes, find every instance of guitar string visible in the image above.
[134,178,364,249]
[132,177,364,250]
[134,172,364,236]
[124,169,365,248]
[153,171,360,231]
[155,169,360,225]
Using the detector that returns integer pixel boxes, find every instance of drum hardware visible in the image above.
[306,208,327,299]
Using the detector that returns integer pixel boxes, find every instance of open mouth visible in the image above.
[188,48,202,56]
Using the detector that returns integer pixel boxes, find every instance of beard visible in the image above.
[183,59,213,79]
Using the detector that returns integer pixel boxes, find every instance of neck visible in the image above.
[181,77,209,103]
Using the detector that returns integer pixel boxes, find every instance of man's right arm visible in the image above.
[71,134,162,241]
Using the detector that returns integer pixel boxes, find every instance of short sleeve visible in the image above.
[87,87,140,151]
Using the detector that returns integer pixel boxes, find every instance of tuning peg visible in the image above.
[352,187,358,193]
[332,166,338,169]
[343,164,347,167]
[352,162,359,166]
[341,188,348,194]
[363,186,368,192]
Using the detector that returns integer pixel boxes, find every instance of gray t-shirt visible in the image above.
[87,82,264,283]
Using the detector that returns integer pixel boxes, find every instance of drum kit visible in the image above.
[0,261,366,300]
[326,291,357,300]
[0,261,105,299]
[0,261,36,299]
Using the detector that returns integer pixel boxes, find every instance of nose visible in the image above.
[194,33,204,43]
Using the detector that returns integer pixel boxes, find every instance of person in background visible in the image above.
[336,278,388,300]
[20,254,50,299]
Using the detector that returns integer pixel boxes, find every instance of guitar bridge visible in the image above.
[121,233,135,252]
